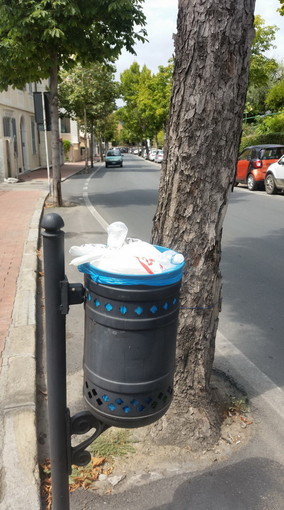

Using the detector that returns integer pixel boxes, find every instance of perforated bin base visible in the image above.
[84,377,173,428]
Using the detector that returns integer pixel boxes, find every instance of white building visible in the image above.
[0,81,84,181]
[0,82,45,180]
[59,116,85,162]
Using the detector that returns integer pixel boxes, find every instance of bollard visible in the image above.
[41,213,107,509]
[41,213,70,510]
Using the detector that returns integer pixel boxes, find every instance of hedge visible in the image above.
[239,133,284,152]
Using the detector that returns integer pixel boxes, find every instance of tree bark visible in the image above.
[151,0,255,449]
[84,107,88,169]
[99,137,104,161]
[50,60,63,207]
[90,125,94,168]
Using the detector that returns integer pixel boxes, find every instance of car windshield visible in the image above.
[107,149,121,156]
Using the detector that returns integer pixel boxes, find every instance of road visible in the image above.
[219,186,284,388]
[47,154,284,509]
[62,153,284,389]
[83,153,160,240]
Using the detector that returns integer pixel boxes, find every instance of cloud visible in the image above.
[115,0,284,80]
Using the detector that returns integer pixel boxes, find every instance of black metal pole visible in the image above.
[41,213,70,510]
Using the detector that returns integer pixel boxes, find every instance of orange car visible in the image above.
[235,144,284,191]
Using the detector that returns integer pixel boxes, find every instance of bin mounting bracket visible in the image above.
[60,278,85,315]
[68,410,110,469]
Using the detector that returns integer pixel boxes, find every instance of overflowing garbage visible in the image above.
[69,222,184,286]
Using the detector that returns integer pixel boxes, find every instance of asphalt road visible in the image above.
[45,155,284,509]
[84,153,160,240]
[219,186,284,388]
[59,154,284,391]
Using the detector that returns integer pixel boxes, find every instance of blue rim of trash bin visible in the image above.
[77,246,184,286]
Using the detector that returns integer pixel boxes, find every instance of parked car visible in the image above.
[149,149,158,161]
[155,149,164,163]
[264,155,284,194]
[105,148,123,168]
[235,144,284,191]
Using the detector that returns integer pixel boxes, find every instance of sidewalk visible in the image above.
[17,161,87,185]
[0,162,85,509]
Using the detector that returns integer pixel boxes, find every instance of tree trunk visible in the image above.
[99,137,104,161]
[84,107,88,169]
[90,125,94,168]
[50,60,63,207]
[150,0,255,449]
[145,139,149,159]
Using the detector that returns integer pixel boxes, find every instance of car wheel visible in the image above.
[120,163,123,167]
[247,173,258,191]
[265,173,277,195]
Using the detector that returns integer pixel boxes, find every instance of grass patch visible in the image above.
[88,428,136,458]
[226,396,250,416]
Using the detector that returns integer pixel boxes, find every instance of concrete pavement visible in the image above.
[0,162,85,509]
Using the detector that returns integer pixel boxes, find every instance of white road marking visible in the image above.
[82,166,109,232]
[216,330,284,420]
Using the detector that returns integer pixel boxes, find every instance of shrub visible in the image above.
[62,139,72,161]
[239,132,284,152]
[256,112,284,135]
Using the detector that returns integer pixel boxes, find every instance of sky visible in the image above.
[115,0,284,79]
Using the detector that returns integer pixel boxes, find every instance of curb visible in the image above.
[0,191,48,510]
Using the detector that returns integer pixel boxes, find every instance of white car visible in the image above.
[154,149,164,163]
[148,149,157,161]
[265,155,284,194]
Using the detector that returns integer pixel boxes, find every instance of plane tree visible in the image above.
[278,0,284,16]
[59,63,119,166]
[245,15,279,117]
[0,0,146,205]
[118,61,173,149]
[149,0,256,448]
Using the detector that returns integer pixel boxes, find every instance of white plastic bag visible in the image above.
[69,244,107,266]
[106,222,128,249]
[69,221,184,275]
[95,241,165,274]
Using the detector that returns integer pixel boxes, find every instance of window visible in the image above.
[11,118,18,156]
[107,149,121,156]
[3,117,18,156]
[238,149,251,161]
[60,117,71,133]
[31,118,37,154]
[261,148,284,160]
[3,117,11,137]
